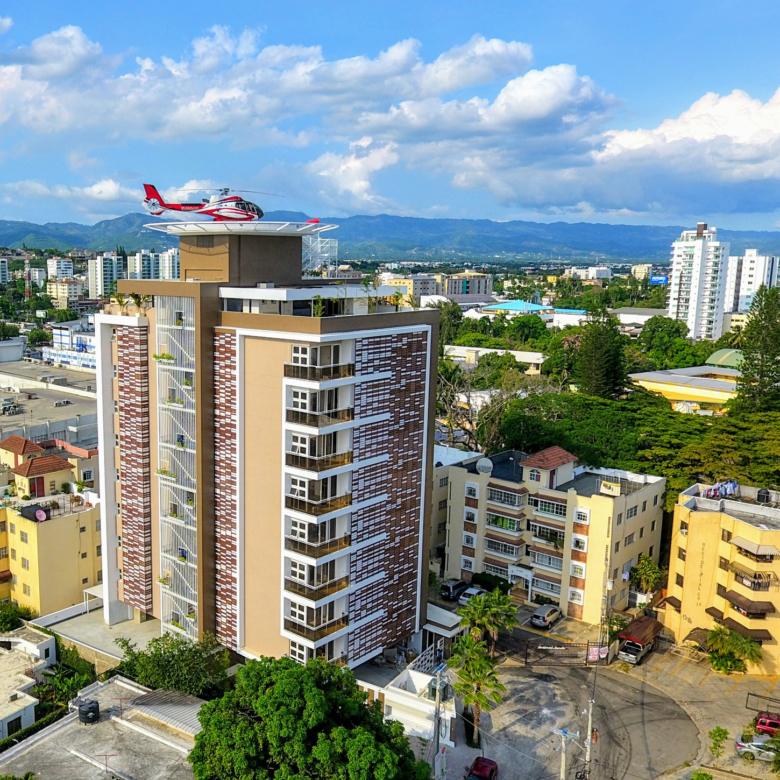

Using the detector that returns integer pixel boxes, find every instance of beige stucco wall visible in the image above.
[240,336,289,658]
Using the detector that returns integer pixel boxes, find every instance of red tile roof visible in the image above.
[12,454,73,478]
[523,446,577,470]
[0,435,43,457]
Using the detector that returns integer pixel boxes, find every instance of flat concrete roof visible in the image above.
[0,677,196,780]
[629,364,739,393]
[0,650,37,721]
[42,609,160,661]
[556,471,646,497]
[0,360,97,394]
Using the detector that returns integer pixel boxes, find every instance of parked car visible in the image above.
[458,587,487,606]
[440,579,468,601]
[465,756,498,779]
[736,734,780,762]
[616,616,663,665]
[530,604,562,629]
[756,711,780,737]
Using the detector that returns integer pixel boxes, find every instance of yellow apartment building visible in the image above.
[0,500,102,616]
[661,482,780,675]
[445,448,665,624]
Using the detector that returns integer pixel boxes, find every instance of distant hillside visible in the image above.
[2,212,780,260]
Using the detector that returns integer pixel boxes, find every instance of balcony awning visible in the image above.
[723,617,773,642]
[684,627,710,648]
[732,536,780,557]
[725,590,775,614]
[729,561,777,583]
[705,606,724,621]
[660,595,681,609]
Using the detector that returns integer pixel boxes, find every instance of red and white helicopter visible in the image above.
[143,183,264,221]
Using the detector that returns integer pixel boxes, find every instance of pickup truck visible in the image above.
[617,616,662,665]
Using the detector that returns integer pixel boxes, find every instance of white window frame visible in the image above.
[289,433,310,455]
[572,534,588,552]
[289,477,308,498]
[461,556,474,571]
[289,601,306,622]
[463,532,476,547]
[570,562,586,579]
[465,483,479,499]
[291,389,311,411]
[568,588,584,604]
[289,560,307,582]
[291,345,310,366]
[288,517,308,541]
[464,509,476,523]
[574,508,590,525]
[289,640,308,663]
[529,469,541,482]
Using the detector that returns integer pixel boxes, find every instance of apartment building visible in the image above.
[88,253,127,298]
[661,483,780,675]
[41,319,96,371]
[128,248,180,281]
[431,446,480,573]
[667,222,729,340]
[631,264,653,280]
[0,500,102,615]
[0,259,8,286]
[436,270,493,297]
[723,248,778,314]
[96,219,438,668]
[29,269,46,289]
[47,257,74,279]
[383,275,439,299]
[46,278,86,310]
[444,449,665,624]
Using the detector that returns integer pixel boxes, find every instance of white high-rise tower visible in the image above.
[723,249,779,313]
[667,222,729,340]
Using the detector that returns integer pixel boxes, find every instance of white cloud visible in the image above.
[0,18,12,34]
[306,138,399,210]
[7,25,102,79]
[7,178,138,205]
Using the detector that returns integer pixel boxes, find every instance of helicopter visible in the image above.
[143,183,264,221]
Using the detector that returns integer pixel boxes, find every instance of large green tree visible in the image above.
[735,285,780,411]
[189,657,430,780]
[116,632,229,697]
[572,312,626,398]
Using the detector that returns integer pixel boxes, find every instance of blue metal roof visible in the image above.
[482,300,549,313]
[553,308,588,315]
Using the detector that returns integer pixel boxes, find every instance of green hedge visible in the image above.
[0,706,68,754]
[470,572,511,594]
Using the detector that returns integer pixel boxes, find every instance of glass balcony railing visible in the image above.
[284,534,351,558]
[284,576,349,600]
[285,451,353,471]
[284,615,349,641]
[284,363,354,381]
[285,408,354,427]
[285,493,352,516]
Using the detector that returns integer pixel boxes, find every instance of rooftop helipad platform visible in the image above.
[145,220,338,237]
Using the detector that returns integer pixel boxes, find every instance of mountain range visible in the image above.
[3,211,780,261]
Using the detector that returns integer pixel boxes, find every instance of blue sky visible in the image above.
[1,0,780,227]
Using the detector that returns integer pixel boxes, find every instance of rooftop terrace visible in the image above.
[681,483,780,530]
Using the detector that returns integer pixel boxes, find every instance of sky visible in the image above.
[1,0,780,228]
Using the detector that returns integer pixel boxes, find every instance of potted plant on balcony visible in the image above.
[187,609,196,620]
[153,352,175,363]
[183,376,194,387]
[185,496,195,507]
[169,618,184,630]
[158,574,171,586]
[157,467,174,479]
[174,317,185,327]
[178,553,188,562]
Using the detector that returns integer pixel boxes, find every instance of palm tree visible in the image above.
[457,590,518,656]
[449,635,505,747]
[457,593,495,643]
[482,590,518,655]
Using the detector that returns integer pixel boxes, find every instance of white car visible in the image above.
[458,587,487,606]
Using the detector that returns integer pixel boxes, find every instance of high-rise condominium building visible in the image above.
[0,259,8,285]
[47,257,74,279]
[96,220,438,668]
[723,249,778,314]
[128,249,181,281]
[88,253,127,299]
[667,222,729,340]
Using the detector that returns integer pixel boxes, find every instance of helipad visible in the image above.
[145,220,338,237]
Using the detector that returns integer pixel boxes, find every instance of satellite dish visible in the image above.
[35,509,47,522]
[476,458,493,475]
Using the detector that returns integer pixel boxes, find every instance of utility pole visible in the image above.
[431,661,446,776]
[559,731,567,780]
[584,697,594,772]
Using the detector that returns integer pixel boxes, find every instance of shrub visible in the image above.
[470,572,511,594]
[0,603,34,631]
[709,726,728,759]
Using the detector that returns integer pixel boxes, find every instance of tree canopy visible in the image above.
[735,285,780,412]
[572,312,626,398]
[189,657,430,780]
[116,632,229,698]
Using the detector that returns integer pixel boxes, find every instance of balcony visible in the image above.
[284,363,354,381]
[284,576,349,600]
[286,408,354,427]
[285,493,352,516]
[285,451,353,471]
[284,534,351,558]
[284,615,349,641]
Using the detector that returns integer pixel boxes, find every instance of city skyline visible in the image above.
[0,1,779,228]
